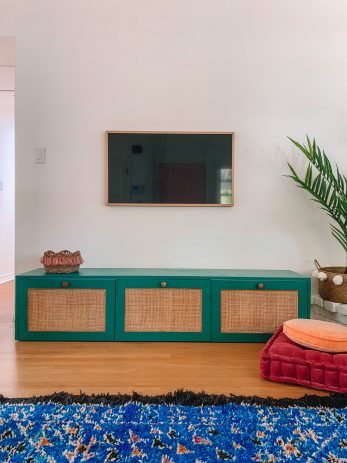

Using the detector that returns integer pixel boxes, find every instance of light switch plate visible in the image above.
[0,180,3,191]
[35,148,46,164]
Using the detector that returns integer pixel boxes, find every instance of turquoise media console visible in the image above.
[15,268,311,342]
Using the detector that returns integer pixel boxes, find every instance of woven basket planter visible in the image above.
[40,250,84,274]
[317,265,347,304]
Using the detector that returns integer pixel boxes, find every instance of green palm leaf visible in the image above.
[287,136,347,255]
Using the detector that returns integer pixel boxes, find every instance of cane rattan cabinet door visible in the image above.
[16,278,115,341]
[115,279,211,341]
[211,279,310,342]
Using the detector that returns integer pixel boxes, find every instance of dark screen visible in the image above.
[107,133,233,205]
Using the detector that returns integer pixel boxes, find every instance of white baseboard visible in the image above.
[0,272,14,284]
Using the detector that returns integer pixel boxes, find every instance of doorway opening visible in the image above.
[0,37,15,322]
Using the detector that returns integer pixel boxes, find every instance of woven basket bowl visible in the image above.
[40,250,83,274]
[318,266,347,304]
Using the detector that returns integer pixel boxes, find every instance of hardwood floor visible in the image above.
[0,280,326,399]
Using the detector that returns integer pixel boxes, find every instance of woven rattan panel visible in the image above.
[125,288,202,332]
[27,289,106,332]
[221,290,298,333]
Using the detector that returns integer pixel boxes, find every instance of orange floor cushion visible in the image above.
[283,319,347,353]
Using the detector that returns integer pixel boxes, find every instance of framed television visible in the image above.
[106,131,234,206]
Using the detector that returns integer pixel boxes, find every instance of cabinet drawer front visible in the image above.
[116,279,210,341]
[28,288,106,332]
[16,279,115,341]
[221,289,298,333]
[125,288,202,332]
[212,279,309,342]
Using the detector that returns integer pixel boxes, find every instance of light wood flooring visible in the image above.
[0,280,326,399]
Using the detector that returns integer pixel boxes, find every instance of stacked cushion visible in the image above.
[283,318,347,353]
[260,325,347,392]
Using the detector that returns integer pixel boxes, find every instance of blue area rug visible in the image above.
[0,391,346,462]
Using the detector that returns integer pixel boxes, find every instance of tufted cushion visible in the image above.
[260,326,347,392]
[283,318,347,353]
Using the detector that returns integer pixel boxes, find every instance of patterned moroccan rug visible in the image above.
[0,390,346,462]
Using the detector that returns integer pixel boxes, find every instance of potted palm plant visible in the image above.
[287,136,347,303]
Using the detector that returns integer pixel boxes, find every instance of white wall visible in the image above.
[0,0,346,274]
[0,37,15,282]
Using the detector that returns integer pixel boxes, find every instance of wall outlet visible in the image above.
[35,147,46,164]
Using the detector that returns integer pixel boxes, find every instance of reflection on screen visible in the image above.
[108,133,233,205]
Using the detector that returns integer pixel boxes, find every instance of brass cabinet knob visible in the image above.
[257,283,264,289]
[62,281,69,288]
[160,281,167,288]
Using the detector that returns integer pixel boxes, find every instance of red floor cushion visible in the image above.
[260,326,347,393]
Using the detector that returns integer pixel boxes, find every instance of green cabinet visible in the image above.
[211,278,309,342]
[15,268,311,342]
[115,278,211,341]
[16,277,115,341]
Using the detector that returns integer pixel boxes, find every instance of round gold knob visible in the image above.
[257,283,264,289]
[62,281,69,288]
[160,281,167,288]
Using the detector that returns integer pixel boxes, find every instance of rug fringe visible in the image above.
[0,389,346,408]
